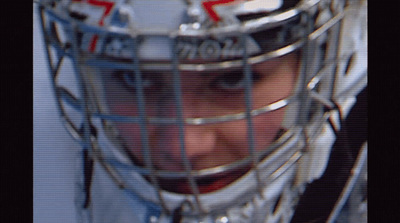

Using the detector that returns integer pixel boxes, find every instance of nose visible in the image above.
[153,116,217,170]
[180,89,217,160]
[155,89,218,164]
[182,124,216,159]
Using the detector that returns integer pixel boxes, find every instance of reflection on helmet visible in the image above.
[37,0,367,222]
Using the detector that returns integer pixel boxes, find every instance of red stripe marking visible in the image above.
[71,0,115,52]
[202,0,237,22]
[87,0,115,26]
[89,35,99,53]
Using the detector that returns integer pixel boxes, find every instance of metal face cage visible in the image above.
[37,0,366,222]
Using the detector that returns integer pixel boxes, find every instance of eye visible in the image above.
[114,70,156,91]
[211,70,262,91]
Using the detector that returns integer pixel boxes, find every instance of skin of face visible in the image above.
[101,53,298,193]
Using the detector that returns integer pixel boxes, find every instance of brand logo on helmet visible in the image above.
[177,36,261,60]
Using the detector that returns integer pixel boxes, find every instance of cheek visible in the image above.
[252,108,286,150]
[109,102,137,116]
[217,108,285,153]
[114,122,143,159]
[106,99,144,160]
[107,101,173,163]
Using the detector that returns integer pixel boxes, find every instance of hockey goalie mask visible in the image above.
[37,0,367,222]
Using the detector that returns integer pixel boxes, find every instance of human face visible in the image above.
[100,53,298,193]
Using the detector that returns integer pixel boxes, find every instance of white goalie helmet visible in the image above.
[37,0,367,222]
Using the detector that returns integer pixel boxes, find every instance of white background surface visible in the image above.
[33,6,78,223]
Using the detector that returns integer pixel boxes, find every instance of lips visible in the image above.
[156,166,251,194]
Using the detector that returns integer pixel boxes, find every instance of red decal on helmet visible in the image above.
[72,0,115,52]
[89,35,99,53]
[87,0,115,52]
[87,0,115,26]
[202,0,239,22]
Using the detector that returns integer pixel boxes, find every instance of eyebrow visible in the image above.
[188,67,248,77]
[108,65,264,78]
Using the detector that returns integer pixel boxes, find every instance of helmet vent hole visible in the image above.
[69,12,87,21]
[344,53,356,76]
